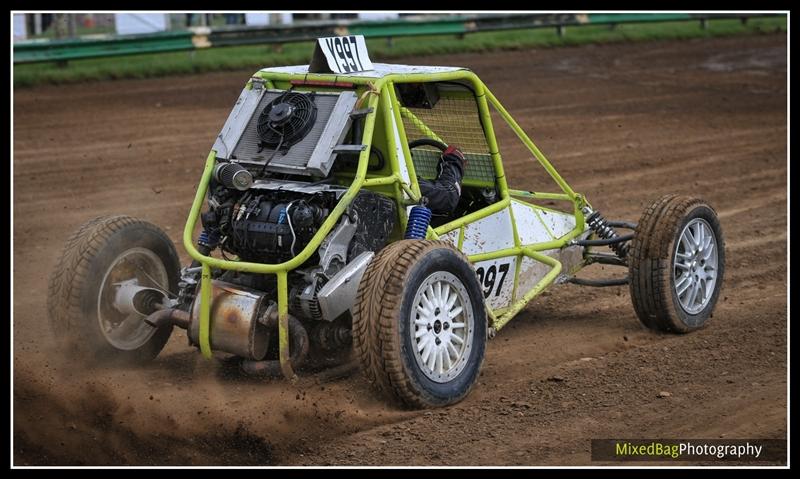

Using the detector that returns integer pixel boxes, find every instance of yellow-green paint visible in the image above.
[485,88,576,200]
[434,196,510,236]
[467,246,519,264]
[379,87,413,233]
[508,189,571,201]
[387,83,422,200]
[199,262,212,358]
[507,199,522,248]
[486,306,499,327]
[277,271,295,380]
[398,181,420,202]
[362,175,400,187]
[511,253,522,303]
[183,67,588,375]
[473,86,510,201]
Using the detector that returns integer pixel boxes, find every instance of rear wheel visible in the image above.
[353,240,486,408]
[47,215,181,363]
[628,195,725,333]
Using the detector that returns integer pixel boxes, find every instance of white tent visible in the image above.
[245,12,400,25]
[13,14,27,40]
[357,12,400,21]
[115,14,169,35]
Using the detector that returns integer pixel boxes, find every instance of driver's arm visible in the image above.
[418,145,466,216]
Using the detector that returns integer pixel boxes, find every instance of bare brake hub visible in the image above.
[113,279,169,317]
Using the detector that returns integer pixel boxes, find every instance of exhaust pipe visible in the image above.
[144,308,190,330]
[241,312,309,378]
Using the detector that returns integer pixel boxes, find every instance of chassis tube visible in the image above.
[199,262,212,358]
[492,249,562,331]
[484,88,576,200]
[379,87,412,231]
[277,271,295,380]
[387,83,422,199]
[507,189,572,201]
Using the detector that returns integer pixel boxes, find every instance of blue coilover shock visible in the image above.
[198,229,220,250]
[405,204,432,240]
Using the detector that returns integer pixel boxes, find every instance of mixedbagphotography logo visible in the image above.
[591,439,787,463]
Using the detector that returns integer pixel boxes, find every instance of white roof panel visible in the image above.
[258,62,466,78]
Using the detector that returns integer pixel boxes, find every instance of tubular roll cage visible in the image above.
[182,69,589,379]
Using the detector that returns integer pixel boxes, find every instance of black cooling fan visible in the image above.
[257,91,318,150]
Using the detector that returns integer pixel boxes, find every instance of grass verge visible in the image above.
[13,16,787,88]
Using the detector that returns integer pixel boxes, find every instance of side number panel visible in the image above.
[473,257,516,310]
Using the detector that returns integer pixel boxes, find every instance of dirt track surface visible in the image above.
[13,34,787,466]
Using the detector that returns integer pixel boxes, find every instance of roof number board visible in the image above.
[309,35,374,74]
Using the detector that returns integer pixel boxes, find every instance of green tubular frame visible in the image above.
[182,68,587,377]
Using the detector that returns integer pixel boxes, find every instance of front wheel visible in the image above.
[628,195,725,333]
[47,215,181,363]
[353,240,486,408]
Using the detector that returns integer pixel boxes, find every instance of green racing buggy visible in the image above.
[48,37,725,408]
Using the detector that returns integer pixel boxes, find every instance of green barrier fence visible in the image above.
[13,13,781,64]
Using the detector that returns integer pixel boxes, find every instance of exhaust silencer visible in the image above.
[187,280,269,360]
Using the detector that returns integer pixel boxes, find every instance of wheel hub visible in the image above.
[97,248,169,350]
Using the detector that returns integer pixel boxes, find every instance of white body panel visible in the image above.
[511,199,577,243]
[517,252,558,301]
[510,200,554,244]
[537,207,577,239]
[439,229,459,247]
[459,207,515,256]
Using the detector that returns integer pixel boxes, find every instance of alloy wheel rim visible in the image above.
[673,218,719,314]
[410,272,474,383]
